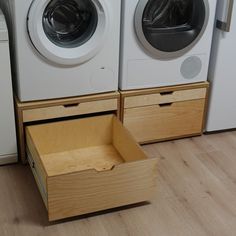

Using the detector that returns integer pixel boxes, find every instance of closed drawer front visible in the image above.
[124,88,207,109]
[123,99,206,143]
[26,115,158,221]
[23,99,118,122]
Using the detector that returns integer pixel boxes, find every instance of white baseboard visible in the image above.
[0,154,18,165]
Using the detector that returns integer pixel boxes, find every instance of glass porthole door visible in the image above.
[43,0,98,48]
[135,0,210,59]
[28,0,109,65]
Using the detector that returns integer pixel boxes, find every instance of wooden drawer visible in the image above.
[124,87,207,109]
[23,98,118,122]
[26,114,158,221]
[123,99,206,143]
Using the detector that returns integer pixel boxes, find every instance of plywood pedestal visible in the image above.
[120,82,209,144]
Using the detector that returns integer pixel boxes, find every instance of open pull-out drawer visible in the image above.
[26,115,158,221]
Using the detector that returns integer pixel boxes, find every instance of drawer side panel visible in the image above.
[27,150,48,208]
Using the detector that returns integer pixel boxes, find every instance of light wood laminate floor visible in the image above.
[1,132,236,236]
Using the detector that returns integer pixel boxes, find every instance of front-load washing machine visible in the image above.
[119,0,217,90]
[0,0,121,101]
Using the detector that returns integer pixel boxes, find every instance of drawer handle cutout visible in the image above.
[160,91,174,96]
[159,103,173,107]
[63,103,80,108]
[96,165,116,172]
[31,161,35,169]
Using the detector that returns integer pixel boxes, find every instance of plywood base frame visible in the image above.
[120,82,209,144]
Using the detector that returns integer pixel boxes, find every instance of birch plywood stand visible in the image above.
[120,82,209,144]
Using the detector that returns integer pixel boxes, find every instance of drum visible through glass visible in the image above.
[142,0,206,52]
[43,0,98,48]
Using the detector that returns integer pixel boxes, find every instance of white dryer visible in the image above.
[0,0,121,101]
[119,0,217,90]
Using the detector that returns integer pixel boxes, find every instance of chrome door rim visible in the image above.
[27,0,110,66]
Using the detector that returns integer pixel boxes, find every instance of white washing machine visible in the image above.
[119,0,217,90]
[0,0,121,101]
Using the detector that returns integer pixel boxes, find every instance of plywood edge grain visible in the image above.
[112,116,147,162]
[25,128,48,187]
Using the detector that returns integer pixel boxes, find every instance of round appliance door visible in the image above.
[27,0,110,65]
[135,0,209,60]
